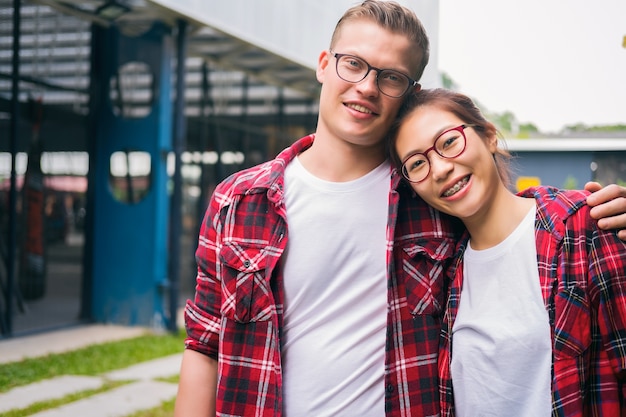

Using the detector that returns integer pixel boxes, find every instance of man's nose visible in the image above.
[357,69,380,96]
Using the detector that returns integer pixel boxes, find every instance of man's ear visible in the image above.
[413,83,421,93]
[316,50,330,83]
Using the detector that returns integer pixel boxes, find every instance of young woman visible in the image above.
[388,88,626,417]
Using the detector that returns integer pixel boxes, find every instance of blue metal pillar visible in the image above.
[85,23,172,327]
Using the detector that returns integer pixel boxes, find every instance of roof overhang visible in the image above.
[29,0,320,99]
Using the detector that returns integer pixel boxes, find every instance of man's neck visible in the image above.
[297,134,387,182]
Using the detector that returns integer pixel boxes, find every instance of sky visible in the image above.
[437,0,626,133]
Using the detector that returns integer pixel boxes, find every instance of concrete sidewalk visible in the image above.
[0,324,183,416]
[0,324,148,364]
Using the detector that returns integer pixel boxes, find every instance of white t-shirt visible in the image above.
[451,204,552,417]
[281,157,390,417]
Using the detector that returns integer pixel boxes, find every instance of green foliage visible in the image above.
[562,176,578,190]
[440,72,458,90]
[0,330,185,393]
[519,123,539,134]
[563,123,626,133]
[495,111,516,133]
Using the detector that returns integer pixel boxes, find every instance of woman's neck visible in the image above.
[463,189,535,251]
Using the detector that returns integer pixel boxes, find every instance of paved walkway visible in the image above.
[0,325,183,416]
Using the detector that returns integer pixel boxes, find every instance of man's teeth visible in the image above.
[443,177,469,197]
[347,104,372,114]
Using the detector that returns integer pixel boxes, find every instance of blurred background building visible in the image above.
[1,0,624,337]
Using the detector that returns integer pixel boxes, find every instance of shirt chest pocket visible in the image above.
[553,285,591,359]
[219,242,277,323]
[399,240,454,316]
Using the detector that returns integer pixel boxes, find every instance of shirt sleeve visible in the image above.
[183,188,225,359]
[586,214,626,385]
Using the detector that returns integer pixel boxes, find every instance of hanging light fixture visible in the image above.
[95,0,131,21]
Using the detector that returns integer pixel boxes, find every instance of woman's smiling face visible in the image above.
[394,104,502,221]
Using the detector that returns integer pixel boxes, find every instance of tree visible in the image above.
[440,72,458,90]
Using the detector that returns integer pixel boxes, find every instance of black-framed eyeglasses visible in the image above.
[330,51,419,98]
[401,124,476,183]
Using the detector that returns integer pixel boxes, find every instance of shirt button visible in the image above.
[386,384,394,393]
[243,260,251,268]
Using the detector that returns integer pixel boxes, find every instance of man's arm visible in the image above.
[585,182,626,241]
[174,185,225,417]
[174,349,217,417]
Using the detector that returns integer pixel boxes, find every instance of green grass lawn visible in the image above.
[0,330,186,417]
[126,398,176,417]
[0,330,186,393]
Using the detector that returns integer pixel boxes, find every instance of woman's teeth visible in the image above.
[443,176,469,197]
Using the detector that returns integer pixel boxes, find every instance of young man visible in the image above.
[174,2,626,416]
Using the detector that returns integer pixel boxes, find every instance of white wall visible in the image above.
[148,0,440,87]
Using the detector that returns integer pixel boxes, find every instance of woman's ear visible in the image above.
[487,133,499,154]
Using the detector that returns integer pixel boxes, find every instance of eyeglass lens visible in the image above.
[402,126,467,182]
[335,54,410,97]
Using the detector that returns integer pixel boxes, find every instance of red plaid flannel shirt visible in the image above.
[184,135,462,416]
[439,186,626,417]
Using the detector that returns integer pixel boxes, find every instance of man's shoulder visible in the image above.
[519,185,589,216]
[519,186,594,239]
[218,160,276,190]
[215,134,314,198]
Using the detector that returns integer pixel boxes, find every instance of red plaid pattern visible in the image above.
[439,186,626,417]
[184,135,462,416]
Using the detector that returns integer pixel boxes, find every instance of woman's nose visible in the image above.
[429,154,454,180]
